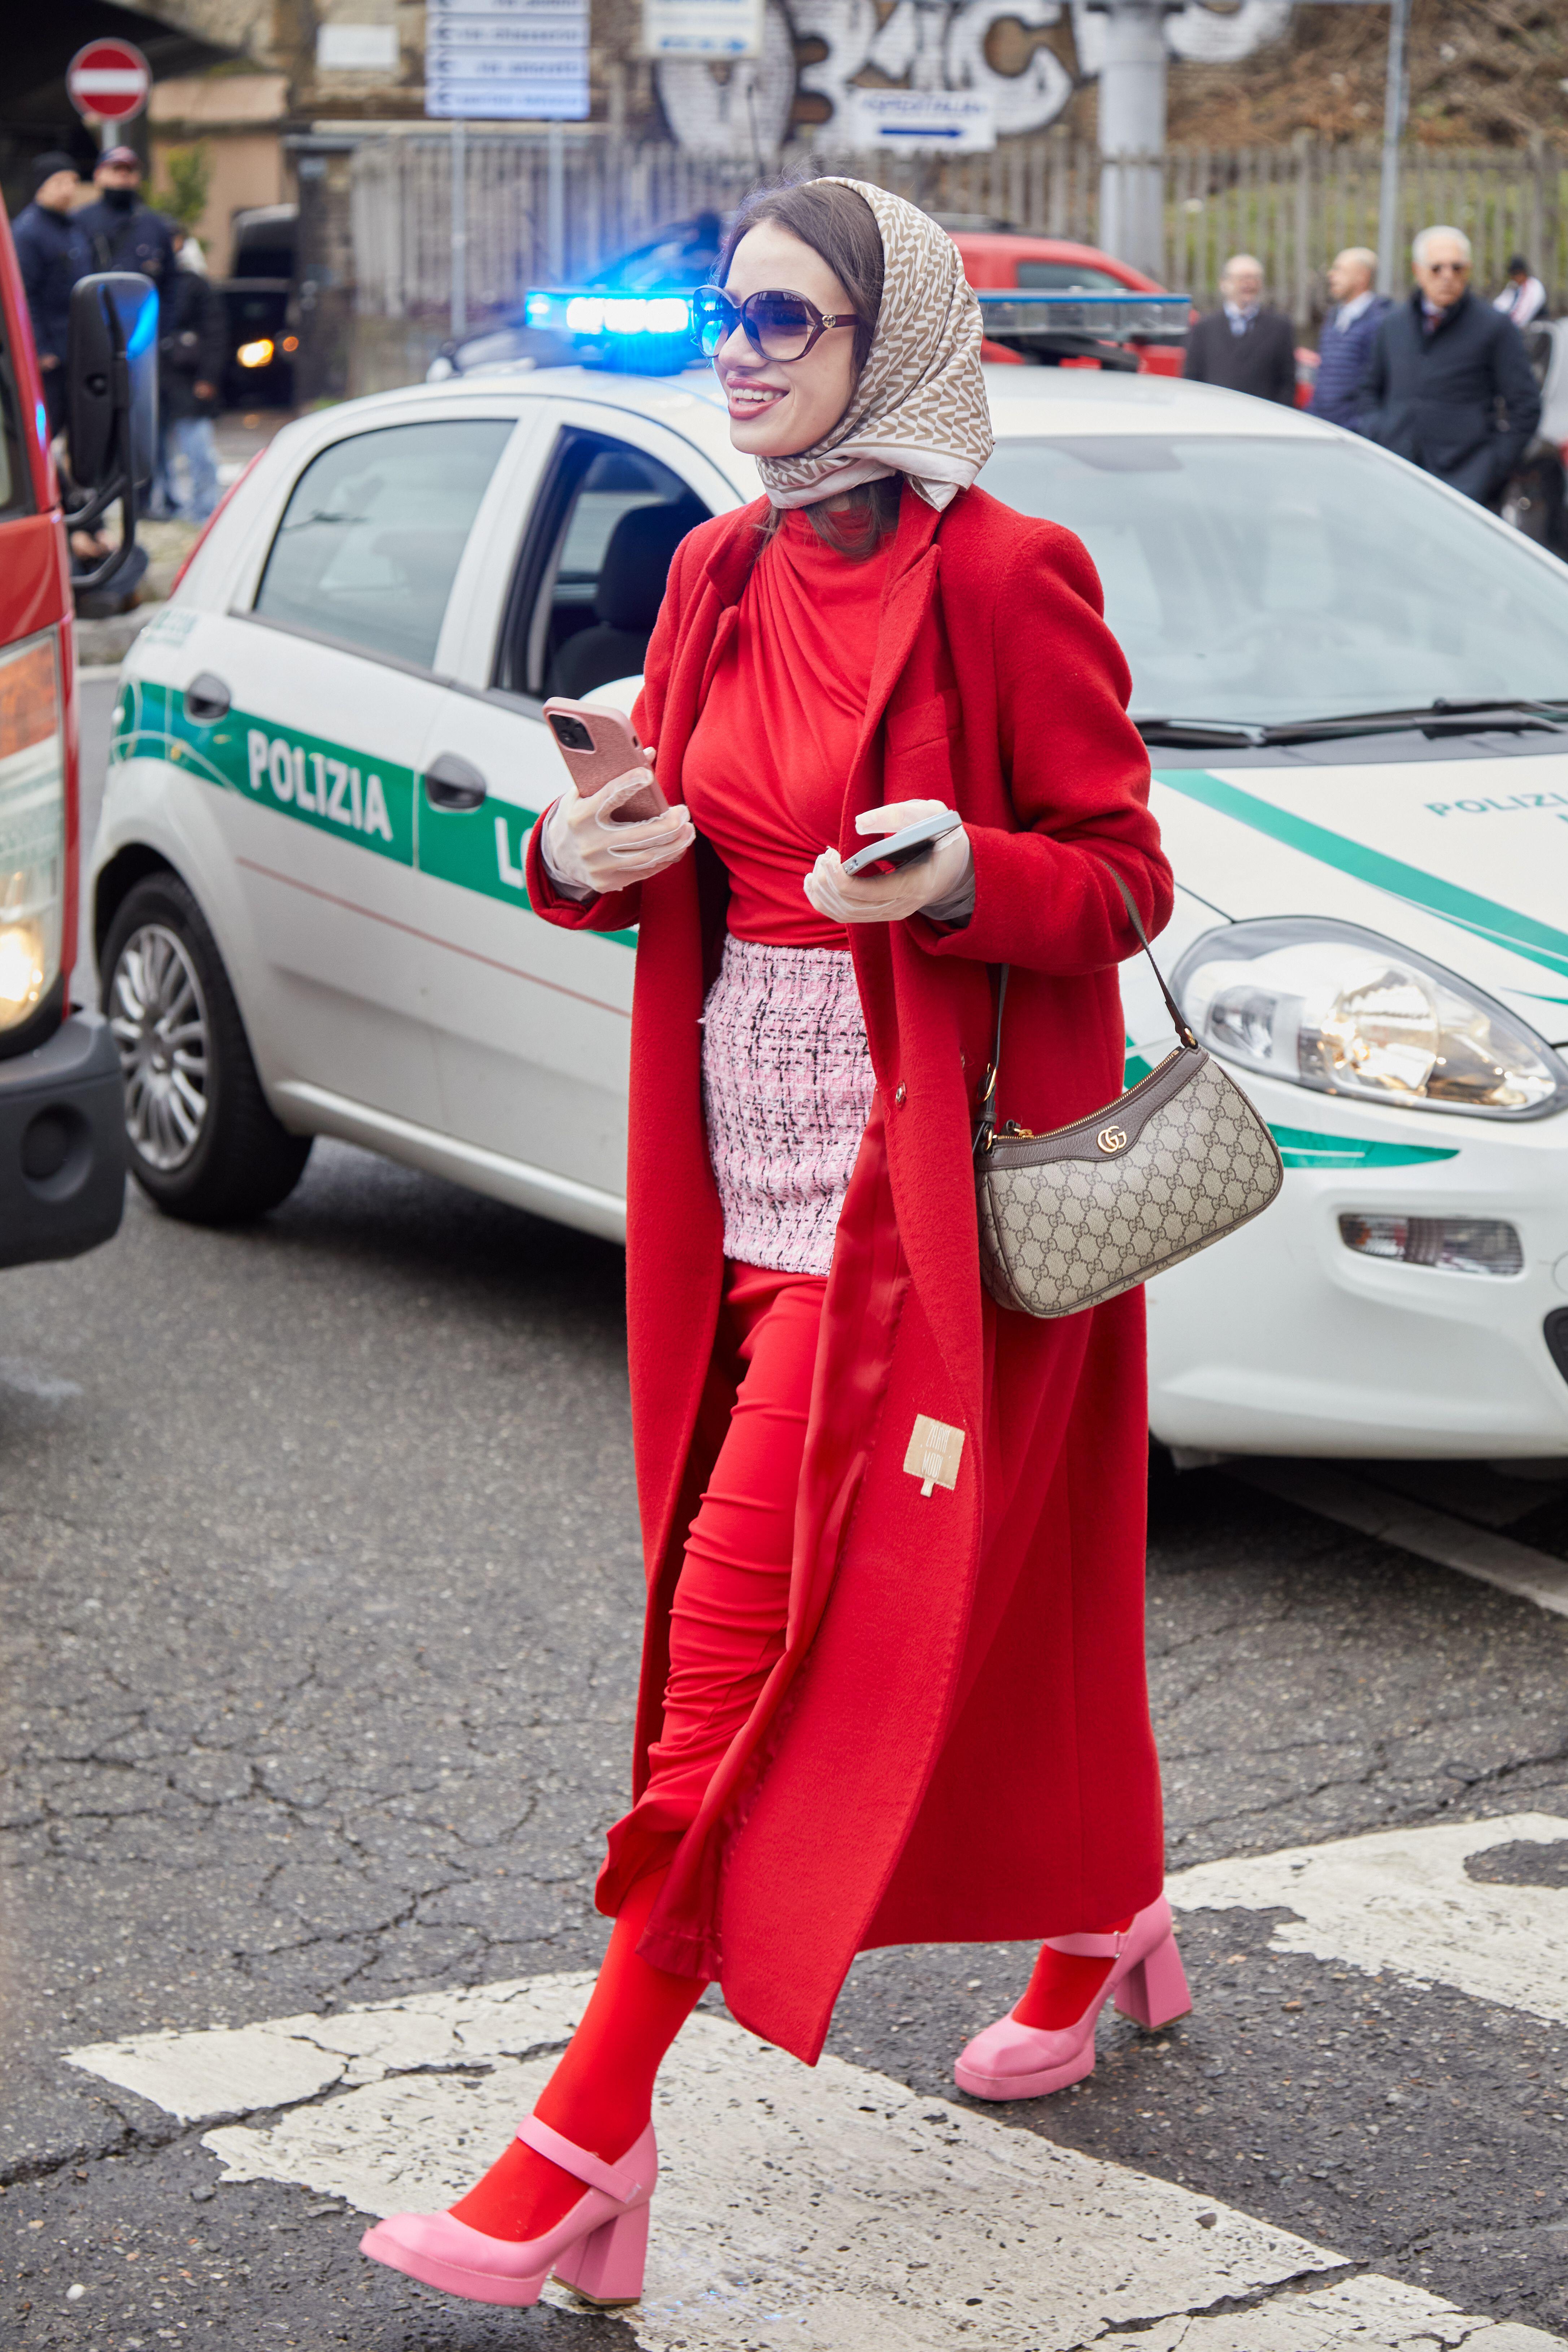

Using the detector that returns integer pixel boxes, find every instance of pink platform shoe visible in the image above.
[359,2113,657,2309]
[954,1894,1192,2101]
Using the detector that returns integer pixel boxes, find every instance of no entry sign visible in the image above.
[67,39,152,124]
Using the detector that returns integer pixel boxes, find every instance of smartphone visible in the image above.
[541,697,668,824]
[841,808,963,880]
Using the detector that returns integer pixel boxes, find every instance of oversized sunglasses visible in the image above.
[691,284,864,362]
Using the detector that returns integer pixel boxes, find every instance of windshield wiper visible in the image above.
[1136,698,1568,749]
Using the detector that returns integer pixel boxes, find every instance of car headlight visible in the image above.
[1171,918,1568,1118]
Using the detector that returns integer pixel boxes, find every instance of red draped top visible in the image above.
[681,508,891,952]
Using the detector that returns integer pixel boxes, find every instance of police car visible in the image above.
[91,293,1568,1460]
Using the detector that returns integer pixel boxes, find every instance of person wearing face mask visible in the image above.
[360,176,1177,2314]
[75,148,178,294]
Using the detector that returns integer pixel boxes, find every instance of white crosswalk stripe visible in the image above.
[66,1885,1567,2352]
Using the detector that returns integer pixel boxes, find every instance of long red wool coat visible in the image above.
[525,483,1175,2068]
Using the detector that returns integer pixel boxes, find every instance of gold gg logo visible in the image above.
[1097,1125,1128,1154]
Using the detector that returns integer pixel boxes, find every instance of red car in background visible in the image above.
[945,228,1188,377]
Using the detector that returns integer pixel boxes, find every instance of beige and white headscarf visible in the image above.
[757,177,993,514]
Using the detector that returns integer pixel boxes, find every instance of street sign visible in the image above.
[66,38,152,125]
[844,88,996,153]
[424,0,589,119]
[642,0,763,59]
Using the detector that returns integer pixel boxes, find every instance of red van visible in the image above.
[0,205,131,1269]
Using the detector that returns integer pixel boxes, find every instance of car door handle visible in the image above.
[184,673,231,724]
[423,754,488,812]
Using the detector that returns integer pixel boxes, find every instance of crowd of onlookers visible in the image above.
[11,144,224,530]
[1184,229,1546,510]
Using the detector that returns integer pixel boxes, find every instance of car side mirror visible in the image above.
[65,273,158,594]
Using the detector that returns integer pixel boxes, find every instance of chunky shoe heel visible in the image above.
[954,1894,1190,2102]
[554,2198,650,2305]
[1114,1930,1192,2030]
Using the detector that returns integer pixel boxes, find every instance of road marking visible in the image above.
[1169,1812,1568,2022]
[66,1969,1565,2352]
[1232,1461,1568,1619]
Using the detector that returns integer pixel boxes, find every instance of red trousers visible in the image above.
[610,1262,827,1873]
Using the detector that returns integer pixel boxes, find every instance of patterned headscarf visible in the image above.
[757,177,994,514]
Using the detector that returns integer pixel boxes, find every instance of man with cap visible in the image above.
[12,153,91,435]
[76,148,179,294]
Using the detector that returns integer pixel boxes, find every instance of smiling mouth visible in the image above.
[724,380,786,414]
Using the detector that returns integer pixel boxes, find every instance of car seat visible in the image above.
[550,498,707,698]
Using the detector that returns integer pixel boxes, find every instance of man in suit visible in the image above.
[1308,246,1390,429]
[1361,225,1541,506]
[1183,253,1297,406]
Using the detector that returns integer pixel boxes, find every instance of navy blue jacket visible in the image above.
[75,196,179,294]
[1307,294,1390,429]
[12,200,92,368]
[1362,289,1541,503]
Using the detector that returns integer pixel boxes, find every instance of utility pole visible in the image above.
[1375,0,1410,295]
[1093,0,1170,282]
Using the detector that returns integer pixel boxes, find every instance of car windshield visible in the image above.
[979,434,1568,727]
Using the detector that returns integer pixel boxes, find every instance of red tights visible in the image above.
[453,1262,1131,2241]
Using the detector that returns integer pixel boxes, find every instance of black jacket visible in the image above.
[75,196,179,294]
[1183,306,1297,406]
[158,265,225,419]
[11,200,92,367]
[1361,289,1542,503]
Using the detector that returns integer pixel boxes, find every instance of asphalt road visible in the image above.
[3,683,1566,2348]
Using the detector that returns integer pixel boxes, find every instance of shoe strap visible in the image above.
[1044,1929,1127,1959]
[515,2113,647,2204]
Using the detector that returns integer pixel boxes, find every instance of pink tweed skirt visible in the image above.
[700,934,876,1277]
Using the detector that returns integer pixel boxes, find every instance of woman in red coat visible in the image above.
[362,175,1184,2312]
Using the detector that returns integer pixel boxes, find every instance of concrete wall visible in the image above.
[149,73,288,276]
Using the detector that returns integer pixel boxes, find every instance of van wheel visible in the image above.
[101,872,312,1224]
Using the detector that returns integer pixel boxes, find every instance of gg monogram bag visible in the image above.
[972,871,1284,1319]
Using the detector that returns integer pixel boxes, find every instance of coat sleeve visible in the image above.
[1490,317,1542,482]
[1269,316,1298,407]
[917,522,1172,976]
[1360,315,1391,439]
[521,520,703,932]
[1182,318,1210,383]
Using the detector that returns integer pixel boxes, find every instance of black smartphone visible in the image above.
[840,809,962,880]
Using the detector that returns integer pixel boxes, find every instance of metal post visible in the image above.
[547,119,566,283]
[1375,0,1409,297]
[451,114,468,341]
[1096,0,1167,282]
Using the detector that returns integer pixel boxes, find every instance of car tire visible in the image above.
[101,872,312,1224]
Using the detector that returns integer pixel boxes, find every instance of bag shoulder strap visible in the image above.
[975,862,1194,1153]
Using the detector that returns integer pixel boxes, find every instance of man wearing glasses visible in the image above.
[1360,224,1540,507]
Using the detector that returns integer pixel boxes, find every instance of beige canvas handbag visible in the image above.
[972,870,1284,1318]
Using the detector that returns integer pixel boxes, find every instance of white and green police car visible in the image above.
[91,323,1568,1460]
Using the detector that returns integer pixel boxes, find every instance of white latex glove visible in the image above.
[803,800,974,927]
[541,763,694,900]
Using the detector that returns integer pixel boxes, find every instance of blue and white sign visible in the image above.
[844,86,996,151]
[425,0,588,119]
[642,0,763,58]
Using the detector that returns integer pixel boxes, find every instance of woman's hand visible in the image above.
[803,800,973,927]
[542,766,695,899]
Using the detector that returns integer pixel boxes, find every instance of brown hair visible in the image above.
[718,177,901,561]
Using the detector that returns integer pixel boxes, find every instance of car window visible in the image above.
[1014,261,1130,294]
[497,430,708,700]
[980,433,1568,726]
[254,419,514,670]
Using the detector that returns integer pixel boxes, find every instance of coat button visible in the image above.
[893,1084,906,1106]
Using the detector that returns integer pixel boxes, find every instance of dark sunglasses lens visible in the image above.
[750,293,816,358]
[694,290,735,356]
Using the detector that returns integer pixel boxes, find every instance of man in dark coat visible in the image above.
[153,230,225,519]
[1361,224,1541,506]
[1183,253,1297,406]
[11,152,90,435]
[1308,245,1390,429]
[75,147,178,295]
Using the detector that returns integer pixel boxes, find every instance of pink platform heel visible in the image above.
[359,2113,657,2309]
[954,1894,1192,2101]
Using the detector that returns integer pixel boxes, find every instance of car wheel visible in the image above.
[101,872,312,1224]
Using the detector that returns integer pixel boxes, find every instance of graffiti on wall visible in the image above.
[656,0,1293,154]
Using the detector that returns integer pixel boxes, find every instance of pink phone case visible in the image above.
[541,698,667,823]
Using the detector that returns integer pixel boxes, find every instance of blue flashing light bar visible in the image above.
[524,287,697,371]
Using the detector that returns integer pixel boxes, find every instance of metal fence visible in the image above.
[350,129,1568,335]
